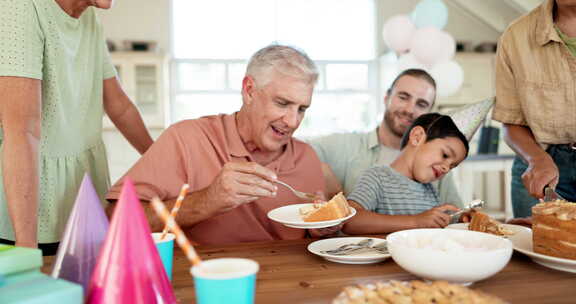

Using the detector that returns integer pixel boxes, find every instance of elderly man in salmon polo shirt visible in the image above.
[106,45,329,245]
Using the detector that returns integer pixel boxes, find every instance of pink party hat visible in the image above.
[445,97,495,141]
[87,178,176,304]
[51,173,109,294]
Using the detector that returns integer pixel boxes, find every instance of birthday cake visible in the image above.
[532,200,576,260]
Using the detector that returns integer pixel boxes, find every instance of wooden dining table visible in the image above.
[42,237,576,303]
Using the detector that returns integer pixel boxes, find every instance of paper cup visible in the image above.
[152,232,175,280]
[191,258,259,304]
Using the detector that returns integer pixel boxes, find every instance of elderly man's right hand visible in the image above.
[522,154,559,199]
[205,162,278,213]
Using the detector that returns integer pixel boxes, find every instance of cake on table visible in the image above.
[468,211,514,236]
[532,200,576,260]
[299,192,350,222]
[333,280,507,304]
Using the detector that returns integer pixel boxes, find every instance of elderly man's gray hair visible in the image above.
[246,44,318,88]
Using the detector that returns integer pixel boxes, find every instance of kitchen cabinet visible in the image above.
[104,52,170,129]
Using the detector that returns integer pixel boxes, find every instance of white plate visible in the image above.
[446,223,526,233]
[267,204,356,229]
[446,223,529,238]
[307,237,390,264]
[447,223,576,273]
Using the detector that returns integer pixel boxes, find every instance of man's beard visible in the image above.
[384,111,408,138]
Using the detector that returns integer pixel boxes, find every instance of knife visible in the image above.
[543,186,565,201]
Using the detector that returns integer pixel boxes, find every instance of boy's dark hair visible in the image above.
[400,113,469,156]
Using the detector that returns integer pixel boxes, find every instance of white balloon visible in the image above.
[382,15,416,53]
[410,28,456,66]
[397,52,427,73]
[430,60,464,97]
[438,33,456,63]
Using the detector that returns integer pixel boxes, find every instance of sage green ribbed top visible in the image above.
[0,0,116,243]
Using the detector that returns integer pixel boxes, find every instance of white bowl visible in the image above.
[387,228,512,285]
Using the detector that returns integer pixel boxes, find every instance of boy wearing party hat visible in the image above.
[311,68,494,206]
[343,113,469,235]
[311,70,462,206]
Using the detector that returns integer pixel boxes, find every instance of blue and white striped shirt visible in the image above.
[348,165,440,215]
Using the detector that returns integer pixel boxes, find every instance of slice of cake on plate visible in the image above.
[468,211,514,236]
[532,200,576,260]
[300,192,350,222]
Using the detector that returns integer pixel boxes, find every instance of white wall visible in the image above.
[97,0,171,53]
[97,0,171,183]
[103,129,164,183]
[98,0,511,56]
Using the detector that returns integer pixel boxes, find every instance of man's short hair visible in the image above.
[400,113,469,156]
[246,44,318,88]
[386,68,436,98]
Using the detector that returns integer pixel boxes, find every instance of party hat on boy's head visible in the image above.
[445,97,495,141]
[52,173,109,294]
[87,178,176,304]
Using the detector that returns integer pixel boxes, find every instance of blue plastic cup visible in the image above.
[191,258,259,304]
[152,232,175,280]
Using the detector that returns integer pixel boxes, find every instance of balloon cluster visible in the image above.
[382,0,463,97]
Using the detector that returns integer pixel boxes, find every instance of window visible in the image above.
[171,0,380,137]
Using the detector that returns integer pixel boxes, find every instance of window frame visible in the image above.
[168,0,384,135]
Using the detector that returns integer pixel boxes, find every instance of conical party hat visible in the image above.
[87,178,176,304]
[51,173,109,294]
[445,97,495,141]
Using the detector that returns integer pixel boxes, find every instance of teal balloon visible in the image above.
[411,0,448,29]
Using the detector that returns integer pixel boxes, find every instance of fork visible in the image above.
[275,180,319,201]
[327,242,389,256]
[446,199,485,221]
[322,239,389,255]
[323,239,374,254]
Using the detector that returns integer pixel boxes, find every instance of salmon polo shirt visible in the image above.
[106,113,326,245]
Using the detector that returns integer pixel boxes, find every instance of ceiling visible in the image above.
[446,0,544,33]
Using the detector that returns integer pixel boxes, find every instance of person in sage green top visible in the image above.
[0,0,153,255]
[310,69,463,208]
